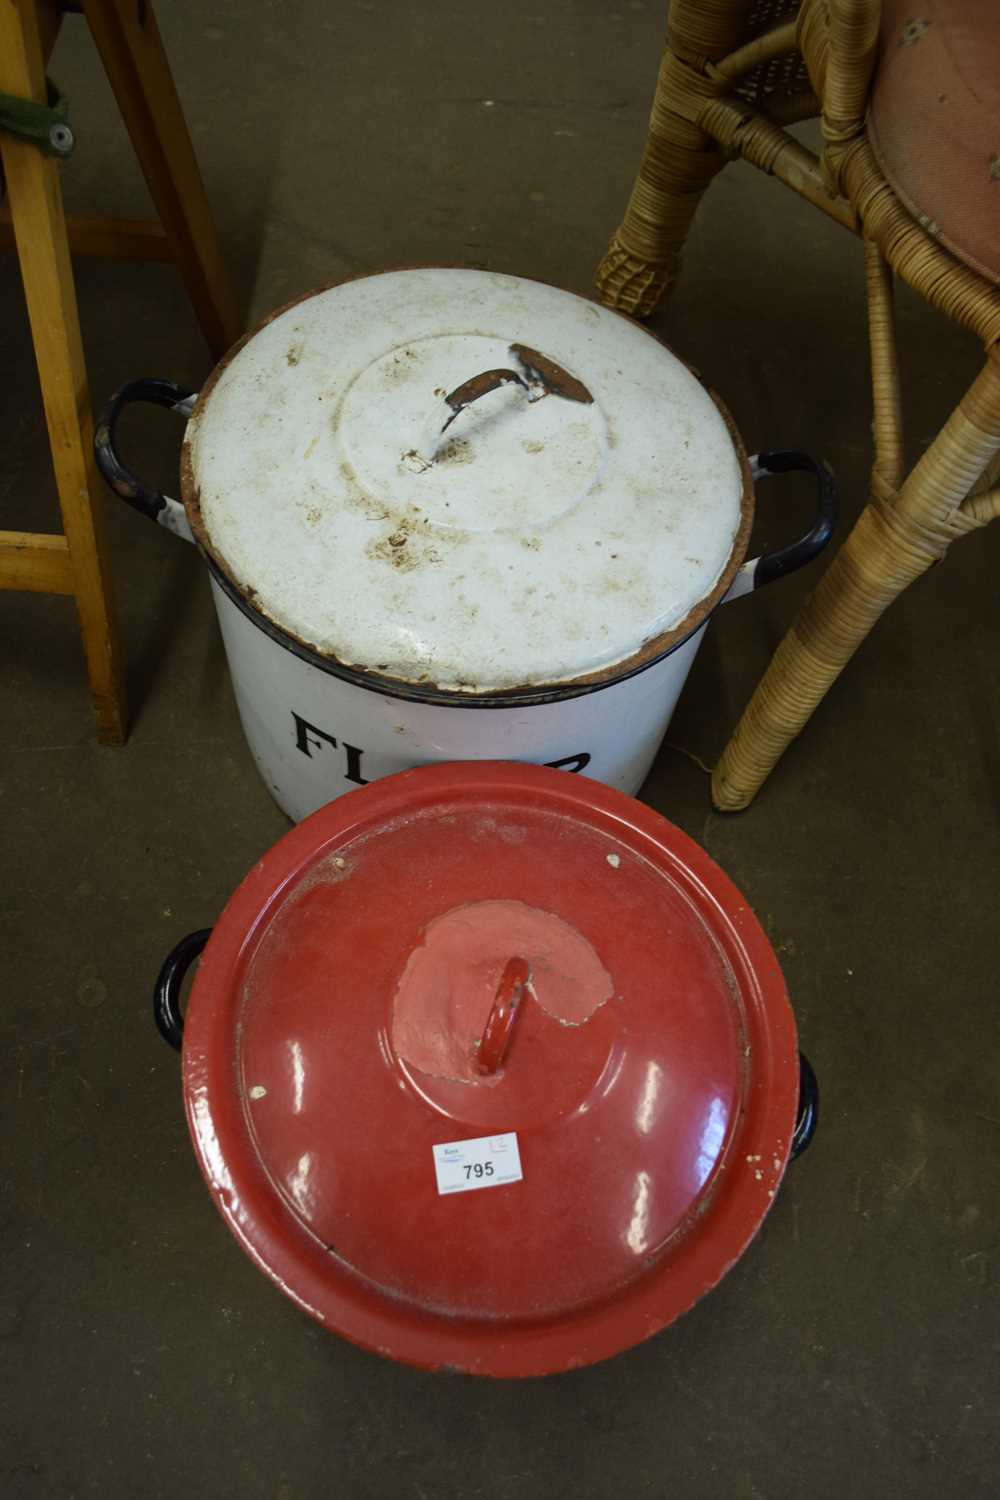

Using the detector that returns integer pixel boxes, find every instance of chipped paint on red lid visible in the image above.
[181,763,799,1376]
[391,899,613,1084]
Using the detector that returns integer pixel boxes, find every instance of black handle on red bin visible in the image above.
[790,1052,819,1161]
[154,928,212,1051]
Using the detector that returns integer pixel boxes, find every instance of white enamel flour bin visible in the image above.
[96,269,834,821]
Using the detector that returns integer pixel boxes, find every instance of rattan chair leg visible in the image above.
[595,43,729,317]
[712,351,1000,809]
[865,241,904,494]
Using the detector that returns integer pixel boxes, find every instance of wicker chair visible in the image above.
[596,0,1000,809]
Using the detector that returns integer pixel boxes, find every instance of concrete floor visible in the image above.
[2,2,999,1495]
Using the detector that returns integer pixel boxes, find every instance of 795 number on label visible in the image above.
[432,1132,523,1195]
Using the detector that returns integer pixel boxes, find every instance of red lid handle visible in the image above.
[476,957,531,1076]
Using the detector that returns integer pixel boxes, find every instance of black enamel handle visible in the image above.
[790,1052,819,1161]
[752,450,837,587]
[94,378,196,526]
[154,928,212,1051]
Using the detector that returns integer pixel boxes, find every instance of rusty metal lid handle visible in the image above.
[509,344,593,406]
[476,957,532,1075]
[441,368,531,436]
[440,345,593,441]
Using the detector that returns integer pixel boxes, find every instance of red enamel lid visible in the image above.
[182,763,799,1377]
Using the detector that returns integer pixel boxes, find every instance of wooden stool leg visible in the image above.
[711,352,1000,810]
[82,0,240,360]
[0,0,125,743]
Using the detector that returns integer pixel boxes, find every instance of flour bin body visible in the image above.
[96,270,834,819]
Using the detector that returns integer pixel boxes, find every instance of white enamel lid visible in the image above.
[183,270,748,694]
